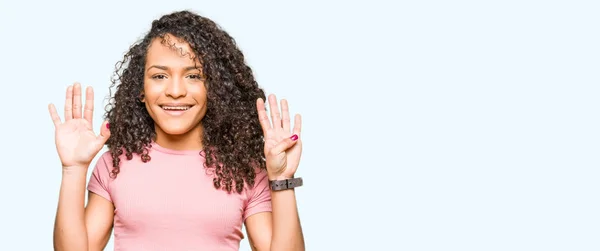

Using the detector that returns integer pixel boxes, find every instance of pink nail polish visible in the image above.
[290,134,298,141]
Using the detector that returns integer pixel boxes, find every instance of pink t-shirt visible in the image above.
[87,142,272,251]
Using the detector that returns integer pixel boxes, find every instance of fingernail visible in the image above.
[106,123,110,129]
[290,134,298,141]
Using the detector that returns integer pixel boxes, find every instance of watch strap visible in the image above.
[270,177,303,191]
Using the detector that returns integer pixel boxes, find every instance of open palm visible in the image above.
[257,94,302,179]
[48,83,110,169]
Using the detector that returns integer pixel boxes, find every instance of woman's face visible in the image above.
[142,34,208,140]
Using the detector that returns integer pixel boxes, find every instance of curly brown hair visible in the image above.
[104,10,267,193]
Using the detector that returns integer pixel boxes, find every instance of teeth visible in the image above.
[162,106,191,111]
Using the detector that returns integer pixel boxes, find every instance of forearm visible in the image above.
[53,168,89,251]
[269,189,305,251]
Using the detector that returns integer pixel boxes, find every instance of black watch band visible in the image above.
[269,177,303,191]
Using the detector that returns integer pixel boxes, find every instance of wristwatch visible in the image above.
[269,177,303,191]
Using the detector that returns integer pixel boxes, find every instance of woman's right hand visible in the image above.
[48,83,110,171]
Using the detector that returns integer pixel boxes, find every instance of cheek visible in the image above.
[143,82,164,101]
[191,84,208,103]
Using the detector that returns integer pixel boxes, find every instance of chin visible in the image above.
[162,128,190,136]
[157,123,200,136]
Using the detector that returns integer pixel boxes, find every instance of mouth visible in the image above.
[159,104,194,115]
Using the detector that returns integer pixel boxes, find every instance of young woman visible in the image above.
[49,10,305,251]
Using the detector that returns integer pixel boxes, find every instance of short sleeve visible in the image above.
[243,170,272,221]
[87,152,113,202]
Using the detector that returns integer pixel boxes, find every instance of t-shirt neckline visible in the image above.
[150,141,204,156]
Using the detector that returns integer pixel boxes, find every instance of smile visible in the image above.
[159,104,194,116]
[160,105,193,111]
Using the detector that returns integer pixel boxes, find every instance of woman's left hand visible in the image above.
[257,94,302,180]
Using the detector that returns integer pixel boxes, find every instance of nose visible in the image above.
[165,76,187,98]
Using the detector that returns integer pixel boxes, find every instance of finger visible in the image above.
[48,103,61,127]
[268,94,281,129]
[96,121,111,145]
[256,98,271,134]
[83,86,94,123]
[292,114,302,137]
[281,99,291,132]
[269,135,299,157]
[64,85,73,121]
[72,83,83,119]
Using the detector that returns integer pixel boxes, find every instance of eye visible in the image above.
[152,74,167,80]
[188,74,203,80]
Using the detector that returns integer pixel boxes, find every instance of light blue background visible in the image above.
[0,0,598,250]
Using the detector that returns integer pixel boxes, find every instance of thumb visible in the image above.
[269,134,299,156]
[96,121,111,144]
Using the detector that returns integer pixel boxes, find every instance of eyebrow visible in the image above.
[146,65,201,72]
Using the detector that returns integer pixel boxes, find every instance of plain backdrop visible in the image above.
[0,0,599,250]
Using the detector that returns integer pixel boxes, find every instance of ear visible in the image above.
[140,92,145,103]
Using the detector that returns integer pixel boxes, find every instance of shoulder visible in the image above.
[95,147,146,167]
[98,150,113,161]
[91,150,116,175]
[92,149,132,173]
[245,168,270,194]
[91,148,146,181]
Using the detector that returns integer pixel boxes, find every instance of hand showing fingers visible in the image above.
[257,94,303,180]
[49,83,110,170]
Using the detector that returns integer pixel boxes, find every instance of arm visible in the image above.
[49,83,113,251]
[268,189,304,250]
[245,189,304,251]
[85,192,115,251]
[249,96,305,251]
[53,168,89,251]
[53,168,114,251]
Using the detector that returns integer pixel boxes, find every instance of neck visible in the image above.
[154,125,204,151]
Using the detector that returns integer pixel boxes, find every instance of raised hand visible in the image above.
[48,83,110,170]
[257,94,302,180]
